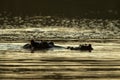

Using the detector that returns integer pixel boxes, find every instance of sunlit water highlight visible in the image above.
[0,42,120,80]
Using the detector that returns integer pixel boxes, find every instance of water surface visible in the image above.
[0,42,120,80]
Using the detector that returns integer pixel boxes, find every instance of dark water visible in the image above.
[0,42,120,80]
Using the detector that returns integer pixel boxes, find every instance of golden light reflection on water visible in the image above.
[0,42,120,79]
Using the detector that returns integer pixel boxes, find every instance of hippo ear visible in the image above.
[31,39,34,42]
[30,39,35,43]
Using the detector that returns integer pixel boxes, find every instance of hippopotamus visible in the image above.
[67,44,93,52]
[23,40,65,53]
[23,40,93,53]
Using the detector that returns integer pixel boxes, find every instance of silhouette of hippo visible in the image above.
[23,40,65,53]
[67,44,93,52]
[23,40,93,53]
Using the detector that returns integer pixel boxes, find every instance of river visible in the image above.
[0,42,120,80]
